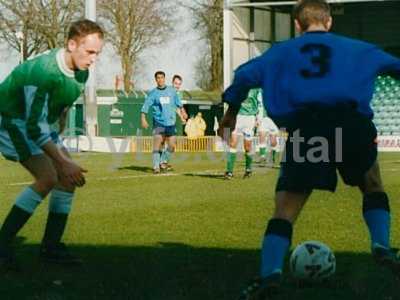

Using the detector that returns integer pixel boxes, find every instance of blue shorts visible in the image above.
[0,115,63,162]
[153,123,177,137]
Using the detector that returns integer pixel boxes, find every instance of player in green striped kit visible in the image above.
[257,90,280,166]
[0,20,104,268]
[224,88,259,179]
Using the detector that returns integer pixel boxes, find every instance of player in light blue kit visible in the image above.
[159,74,187,171]
[141,71,186,173]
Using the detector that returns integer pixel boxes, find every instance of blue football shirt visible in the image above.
[223,32,400,120]
[141,86,182,126]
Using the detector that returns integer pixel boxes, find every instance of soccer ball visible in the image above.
[289,241,336,281]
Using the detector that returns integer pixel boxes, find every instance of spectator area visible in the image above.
[372,76,400,135]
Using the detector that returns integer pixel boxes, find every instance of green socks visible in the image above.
[226,149,254,173]
[226,149,237,173]
[259,146,267,157]
[245,152,253,171]
[271,150,276,163]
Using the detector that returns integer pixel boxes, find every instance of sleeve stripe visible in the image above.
[26,88,50,144]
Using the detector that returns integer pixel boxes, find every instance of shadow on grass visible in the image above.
[118,165,154,173]
[183,172,226,180]
[1,241,399,300]
[183,167,278,180]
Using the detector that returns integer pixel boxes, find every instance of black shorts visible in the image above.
[275,103,377,193]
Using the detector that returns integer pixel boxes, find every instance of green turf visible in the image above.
[0,152,399,300]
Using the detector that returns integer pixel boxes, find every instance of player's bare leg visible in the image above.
[273,191,310,223]
[0,154,57,269]
[159,139,166,166]
[238,191,311,300]
[160,136,176,172]
[152,134,164,174]
[258,131,268,165]
[268,134,278,166]
[39,148,82,265]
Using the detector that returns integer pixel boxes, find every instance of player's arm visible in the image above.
[180,107,188,120]
[140,112,149,129]
[26,84,57,147]
[176,107,187,124]
[222,56,265,110]
[140,93,153,129]
[369,47,400,79]
[218,105,240,139]
[255,114,261,129]
[256,90,263,127]
[255,109,262,128]
[26,88,86,187]
[41,141,87,187]
[58,107,69,134]
[174,91,187,123]
[219,57,265,138]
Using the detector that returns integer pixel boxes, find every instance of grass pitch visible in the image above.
[0,152,399,300]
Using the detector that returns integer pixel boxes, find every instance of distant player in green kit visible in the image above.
[256,89,280,167]
[224,88,259,179]
[0,19,104,268]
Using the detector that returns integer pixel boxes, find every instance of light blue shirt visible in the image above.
[141,86,182,126]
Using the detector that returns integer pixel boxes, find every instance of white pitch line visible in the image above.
[7,181,32,187]
[6,169,222,187]
[5,166,277,187]
[96,172,179,181]
[381,160,400,164]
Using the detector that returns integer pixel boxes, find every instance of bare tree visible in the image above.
[0,1,43,60]
[33,0,84,49]
[99,0,175,93]
[0,0,83,61]
[194,51,212,90]
[181,0,223,91]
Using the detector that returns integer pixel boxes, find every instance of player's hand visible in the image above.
[181,110,188,121]
[141,119,149,129]
[218,105,238,141]
[59,159,88,187]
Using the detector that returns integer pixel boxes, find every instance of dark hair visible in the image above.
[293,0,331,31]
[172,74,182,82]
[67,19,104,41]
[154,71,166,78]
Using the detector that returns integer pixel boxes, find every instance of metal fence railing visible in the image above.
[131,136,217,153]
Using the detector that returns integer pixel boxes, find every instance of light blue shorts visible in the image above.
[0,115,62,162]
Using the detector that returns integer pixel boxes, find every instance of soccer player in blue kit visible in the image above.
[219,0,400,299]
[159,74,187,172]
[141,71,186,173]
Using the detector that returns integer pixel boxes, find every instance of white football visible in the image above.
[290,240,336,281]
